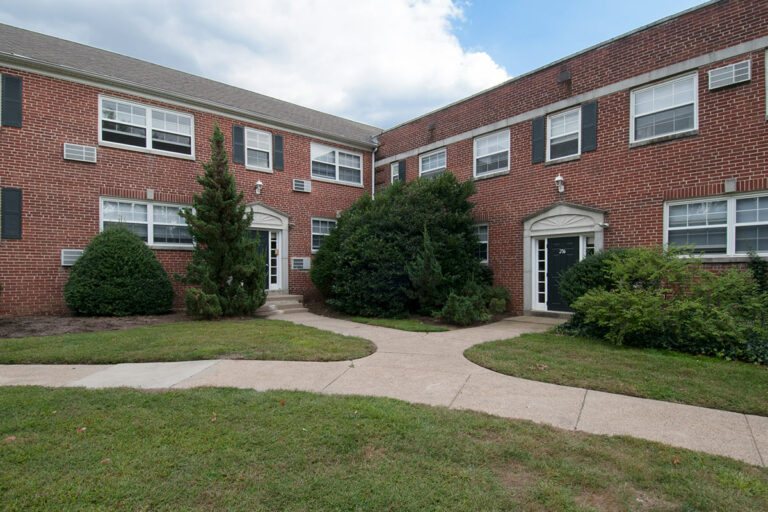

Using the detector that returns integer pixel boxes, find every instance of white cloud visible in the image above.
[0,0,509,127]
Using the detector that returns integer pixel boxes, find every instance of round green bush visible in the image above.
[64,227,174,316]
[558,248,627,307]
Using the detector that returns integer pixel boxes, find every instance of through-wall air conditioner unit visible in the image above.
[292,179,311,193]
[61,249,84,266]
[63,143,97,163]
[708,60,751,90]
[291,257,311,270]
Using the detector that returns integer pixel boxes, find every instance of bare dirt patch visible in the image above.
[0,313,189,339]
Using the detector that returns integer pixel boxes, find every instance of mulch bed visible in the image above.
[0,313,189,339]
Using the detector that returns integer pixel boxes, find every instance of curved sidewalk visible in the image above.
[1,312,765,467]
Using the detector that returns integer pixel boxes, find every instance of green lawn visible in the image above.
[350,316,449,332]
[0,319,374,364]
[465,333,768,416]
[1,387,766,511]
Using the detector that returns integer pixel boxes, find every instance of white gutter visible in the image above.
[370,138,379,199]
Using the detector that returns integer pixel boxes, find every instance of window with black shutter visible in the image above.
[1,188,22,239]
[2,74,22,128]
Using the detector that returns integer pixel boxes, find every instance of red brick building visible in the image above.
[0,25,378,316]
[1,0,767,316]
[376,0,768,314]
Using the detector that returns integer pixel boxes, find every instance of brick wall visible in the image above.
[0,70,372,316]
[376,0,768,313]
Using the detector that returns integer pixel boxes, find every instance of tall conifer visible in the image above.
[179,124,266,318]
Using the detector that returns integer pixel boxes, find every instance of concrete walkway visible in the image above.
[1,312,766,467]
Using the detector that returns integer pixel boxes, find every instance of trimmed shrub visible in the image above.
[572,246,768,364]
[439,291,491,326]
[748,251,768,294]
[64,227,174,316]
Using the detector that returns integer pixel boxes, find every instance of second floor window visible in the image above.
[631,74,697,143]
[100,96,194,156]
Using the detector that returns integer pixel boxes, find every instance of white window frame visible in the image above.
[311,217,337,253]
[664,192,768,257]
[98,95,195,160]
[310,142,363,186]
[473,130,510,178]
[419,148,446,178]
[99,197,193,249]
[474,223,489,264]
[245,127,272,172]
[391,162,400,184]
[546,108,581,162]
[630,73,698,144]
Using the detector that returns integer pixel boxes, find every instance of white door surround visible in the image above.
[247,202,290,293]
[522,202,606,312]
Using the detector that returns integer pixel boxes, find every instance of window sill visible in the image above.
[99,141,196,161]
[546,154,581,166]
[245,165,274,174]
[473,169,509,181]
[149,244,195,252]
[311,176,364,188]
[629,129,698,149]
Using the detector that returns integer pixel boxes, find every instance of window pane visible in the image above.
[153,224,192,245]
[152,130,192,154]
[421,151,446,173]
[311,146,336,164]
[312,161,336,179]
[549,133,579,159]
[736,225,768,253]
[668,227,726,253]
[338,166,361,184]
[339,152,361,169]
[103,221,148,241]
[476,152,508,175]
[635,102,694,140]
[247,148,270,168]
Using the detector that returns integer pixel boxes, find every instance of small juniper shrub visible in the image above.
[64,227,174,316]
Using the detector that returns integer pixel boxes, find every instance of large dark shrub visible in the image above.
[64,227,174,316]
[311,173,487,319]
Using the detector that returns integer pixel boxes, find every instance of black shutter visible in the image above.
[232,125,244,164]
[581,101,598,153]
[531,117,546,164]
[1,188,22,239]
[273,134,284,171]
[2,75,22,128]
[398,160,406,181]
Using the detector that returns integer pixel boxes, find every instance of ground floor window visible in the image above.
[665,193,768,255]
[474,224,488,263]
[100,198,192,247]
[311,217,337,252]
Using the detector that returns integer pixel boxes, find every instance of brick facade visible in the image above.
[376,0,768,314]
[0,69,373,316]
[1,0,767,317]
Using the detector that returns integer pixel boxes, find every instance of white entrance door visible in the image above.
[252,229,281,291]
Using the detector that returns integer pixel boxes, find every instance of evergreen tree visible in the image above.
[178,124,266,318]
[406,225,444,315]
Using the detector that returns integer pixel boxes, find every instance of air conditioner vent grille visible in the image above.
[63,143,97,163]
[292,179,311,193]
[708,60,751,90]
[61,249,84,266]
[291,257,311,270]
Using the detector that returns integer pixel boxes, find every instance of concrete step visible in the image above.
[266,293,303,301]
[504,315,567,326]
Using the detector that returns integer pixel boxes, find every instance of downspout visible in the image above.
[370,136,380,199]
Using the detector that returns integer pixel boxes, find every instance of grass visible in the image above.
[350,316,449,332]
[0,319,375,364]
[465,332,768,416]
[1,387,767,511]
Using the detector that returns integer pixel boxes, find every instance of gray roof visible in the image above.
[0,23,381,147]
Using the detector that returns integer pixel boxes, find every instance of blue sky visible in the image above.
[0,0,707,128]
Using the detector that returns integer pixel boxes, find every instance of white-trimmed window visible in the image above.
[474,130,509,177]
[665,193,768,255]
[391,162,400,183]
[474,224,489,263]
[310,143,362,185]
[631,74,697,143]
[99,96,194,157]
[311,218,337,252]
[419,148,446,178]
[547,108,580,160]
[101,198,193,247]
[245,128,272,170]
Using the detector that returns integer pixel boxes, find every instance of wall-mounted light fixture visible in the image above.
[254,180,264,196]
[554,174,565,194]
